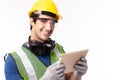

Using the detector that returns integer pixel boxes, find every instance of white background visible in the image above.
[0,0,120,80]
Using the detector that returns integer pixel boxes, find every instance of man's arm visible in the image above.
[4,54,22,80]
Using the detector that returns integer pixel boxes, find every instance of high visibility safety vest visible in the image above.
[10,43,65,80]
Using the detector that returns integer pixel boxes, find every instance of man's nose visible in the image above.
[45,22,53,30]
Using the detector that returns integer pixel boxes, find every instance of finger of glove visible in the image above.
[75,65,87,76]
[75,60,88,71]
[75,62,88,76]
[55,66,65,77]
[56,68,65,76]
[80,58,87,62]
[56,72,65,80]
[76,69,87,75]
[46,64,65,76]
[55,64,65,79]
[75,64,87,70]
[56,64,65,70]
[53,71,65,80]
[76,60,87,66]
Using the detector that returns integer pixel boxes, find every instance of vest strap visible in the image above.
[16,48,37,80]
[53,46,62,57]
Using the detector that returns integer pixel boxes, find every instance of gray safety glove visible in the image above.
[74,57,88,76]
[40,62,65,80]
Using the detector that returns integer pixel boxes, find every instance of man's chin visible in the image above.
[40,37,49,42]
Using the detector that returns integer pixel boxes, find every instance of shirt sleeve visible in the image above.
[4,54,22,80]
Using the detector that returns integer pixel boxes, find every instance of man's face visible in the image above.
[30,14,57,43]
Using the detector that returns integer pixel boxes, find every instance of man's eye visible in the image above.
[40,18,48,23]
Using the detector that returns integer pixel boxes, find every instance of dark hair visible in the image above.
[30,11,39,30]
[30,11,58,30]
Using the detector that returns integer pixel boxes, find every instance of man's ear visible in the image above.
[30,18,34,26]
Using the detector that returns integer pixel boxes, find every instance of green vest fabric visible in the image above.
[10,43,65,80]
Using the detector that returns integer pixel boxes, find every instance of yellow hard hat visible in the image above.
[28,0,62,20]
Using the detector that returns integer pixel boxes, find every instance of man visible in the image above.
[4,0,88,80]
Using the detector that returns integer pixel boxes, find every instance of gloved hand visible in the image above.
[74,57,88,76]
[40,61,65,80]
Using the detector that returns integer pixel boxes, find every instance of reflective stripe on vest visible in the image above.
[16,48,37,80]
[53,45,62,57]
[10,43,65,80]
